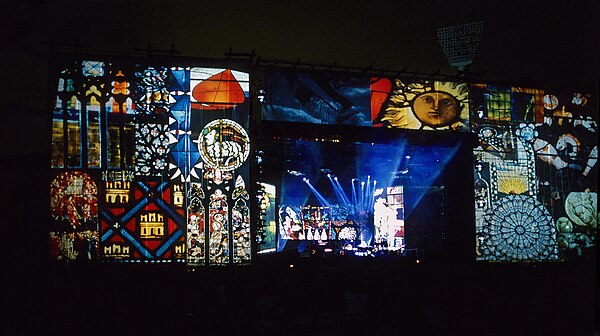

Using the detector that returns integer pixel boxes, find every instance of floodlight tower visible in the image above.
[437,21,484,74]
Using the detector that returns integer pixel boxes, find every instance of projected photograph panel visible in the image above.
[264,134,464,256]
[262,70,372,126]
[257,183,277,254]
[471,87,597,261]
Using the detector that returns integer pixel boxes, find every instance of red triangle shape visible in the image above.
[192,69,245,110]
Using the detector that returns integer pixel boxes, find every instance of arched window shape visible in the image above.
[51,96,65,167]
[66,95,82,168]
[107,69,135,169]
[52,61,138,170]
[232,176,251,263]
[209,189,229,265]
[85,85,102,168]
[187,183,206,265]
[110,70,134,114]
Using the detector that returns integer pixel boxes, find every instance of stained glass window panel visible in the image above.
[134,122,170,176]
[87,111,101,168]
[232,176,251,263]
[485,87,512,121]
[51,107,64,168]
[187,183,206,265]
[49,171,99,261]
[107,124,121,168]
[209,190,229,265]
[66,116,82,168]
[82,60,105,77]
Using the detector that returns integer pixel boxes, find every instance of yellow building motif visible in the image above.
[140,212,165,238]
[103,243,131,259]
[173,183,184,207]
[174,243,186,257]
[103,171,133,204]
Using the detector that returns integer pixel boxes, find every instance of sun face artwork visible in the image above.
[373,79,470,131]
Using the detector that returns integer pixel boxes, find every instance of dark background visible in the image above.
[3,1,598,335]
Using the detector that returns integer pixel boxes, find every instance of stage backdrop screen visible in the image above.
[259,125,474,257]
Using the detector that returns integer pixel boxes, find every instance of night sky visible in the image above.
[5,1,599,155]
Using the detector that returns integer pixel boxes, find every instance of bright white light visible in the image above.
[334,176,338,181]
[361,181,365,186]
[373,188,384,197]
[327,174,331,178]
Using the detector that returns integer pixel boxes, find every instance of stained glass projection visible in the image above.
[373,79,470,131]
[51,60,137,170]
[196,119,250,173]
[479,195,558,261]
[49,171,99,261]
[189,67,251,265]
[166,66,192,182]
[209,189,229,265]
[134,122,170,176]
[471,85,597,261]
[187,182,206,265]
[191,68,246,110]
[135,66,170,115]
[99,180,186,262]
[232,176,251,263]
[85,84,102,168]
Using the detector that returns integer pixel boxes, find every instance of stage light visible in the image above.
[361,181,365,186]
[289,264,294,268]
[437,21,483,72]
[327,173,331,178]
[334,176,338,181]
[303,177,308,182]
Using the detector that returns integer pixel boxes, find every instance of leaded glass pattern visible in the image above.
[232,176,251,263]
[49,171,99,261]
[209,189,229,265]
[187,183,206,265]
[197,119,250,172]
[479,195,558,261]
[135,66,170,115]
[471,84,597,261]
[134,122,170,176]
